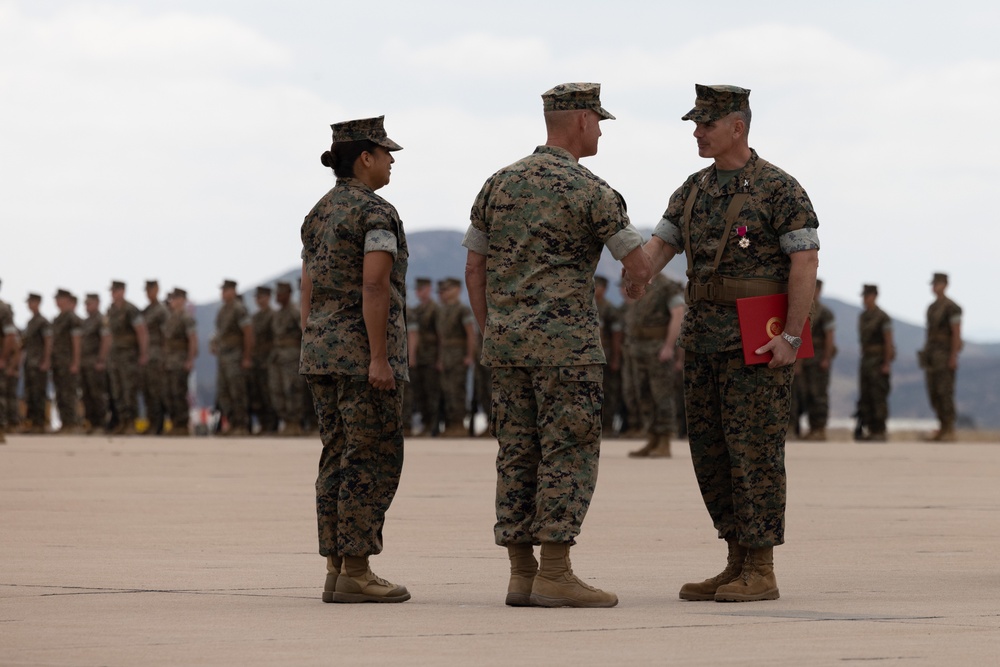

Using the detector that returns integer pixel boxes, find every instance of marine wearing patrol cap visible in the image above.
[54,288,73,299]
[276,281,292,292]
[110,280,126,291]
[256,285,273,297]
[862,284,878,296]
[415,277,432,288]
[221,279,238,290]
[145,280,158,289]
[330,115,403,151]
[172,288,188,299]
[681,84,751,122]
[931,272,949,284]
[541,82,616,120]
[27,293,41,302]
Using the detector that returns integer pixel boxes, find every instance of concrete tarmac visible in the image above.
[2,432,1000,666]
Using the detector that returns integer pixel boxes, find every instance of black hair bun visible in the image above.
[320,150,333,168]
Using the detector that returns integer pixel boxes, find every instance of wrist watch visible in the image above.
[781,331,802,350]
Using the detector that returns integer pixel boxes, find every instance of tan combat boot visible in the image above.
[529,543,618,608]
[322,555,342,603]
[333,555,410,603]
[714,547,779,602]
[505,544,538,607]
[805,428,827,442]
[628,434,656,458]
[647,435,672,458]
[678,539,747,601]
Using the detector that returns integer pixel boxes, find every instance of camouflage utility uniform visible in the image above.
[858,306,892,437]
[269,301,306,433]
[301,176,409,558]
[922,295,961,434]
[628,274,685,439]
[436,298,474,433]
[791,299,834,435]
[107,300,144,429]
[0,300,16,437]
[22,311,52,430]
[80,310,109,431]
[596,290,623,433]
[163,307,197,431]
[141,299,169,433]
[464,144,643,546]
[653,149,819,548]
[50,309,82,429]
[250,304,277,433]
[215,299,251,432]
[408,297,440,435]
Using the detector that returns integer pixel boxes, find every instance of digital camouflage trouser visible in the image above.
[490,365,603,546]
[684,349,792,548]
[923,347,956,428]
[858,355,890,435]
[307,374,404,558]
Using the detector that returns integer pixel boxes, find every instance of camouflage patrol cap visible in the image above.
[54,288,73,299]
[110,280,126,291]
[682,84,751,122]
[541,83,615,120]
[27,293,42,302]
[172,288,188,299]
[275,281,292,292]
[415,277,432,288]
[331,115,402,151]
[256,285,272,297]
[145,280,158,289]
[85,293,99,301]
[221,279,238,290]
[862,284,878,296]
[441,277,462,289]
[931,272,949,284]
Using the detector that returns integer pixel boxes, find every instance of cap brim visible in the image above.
[595,106,616,121]
[378,138,403,151]
[681,107,718,122]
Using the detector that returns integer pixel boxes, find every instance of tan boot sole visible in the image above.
[714,588,779,602]
[529,592,618,608]
[332,590,411,603]
[505,591,533,606]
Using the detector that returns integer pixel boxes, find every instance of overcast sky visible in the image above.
[2,0,998,340]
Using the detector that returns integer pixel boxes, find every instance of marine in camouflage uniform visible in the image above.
[215,280,253,436]
[857,284,894,441]
[790,279,835,441]
[617,292,643,436]
[641,85,820,602]
[435,277,476,437]
[301,115,410,603]
[140,280,169,434]
[403,277,441,436]
[21,293,53,433]
[80,293,111,433]
[0,285,18,442]
[465,83,651,608]
[163,288,198,435]
[921,273,962,441]
[50,289,83,433]
[107,281,149,435]
[594,276,623,435]
[269,281,307,436]
[626,273,686,458]
[249,286,277,434]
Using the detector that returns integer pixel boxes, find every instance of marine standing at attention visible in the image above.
[465,82,652,608]
[301,116,411,604]
[920,272,962,442]
[636,84,819,602]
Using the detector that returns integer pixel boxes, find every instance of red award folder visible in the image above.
[736,293,814,365]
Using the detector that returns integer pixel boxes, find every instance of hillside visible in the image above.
[191,230,1000,428]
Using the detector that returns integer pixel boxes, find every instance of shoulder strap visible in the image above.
[681,184,700,279]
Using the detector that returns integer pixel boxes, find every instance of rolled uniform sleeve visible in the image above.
[365,229,398,256]
[462,224,489,256]
[652,216,684,253]
[780,227,820,254]
[605,223,644,261]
